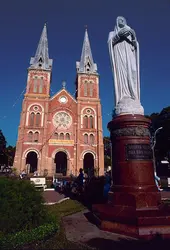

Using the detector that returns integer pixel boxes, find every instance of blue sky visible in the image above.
[0,0,170,146]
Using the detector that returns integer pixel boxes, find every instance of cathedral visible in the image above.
[14,24,104,177]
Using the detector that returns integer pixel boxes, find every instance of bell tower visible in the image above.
[14,24,53,174]
[26,23,53,97]
[75,28,104,176]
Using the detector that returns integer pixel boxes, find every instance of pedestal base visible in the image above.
[93,203,170,240]
[93,114,170,240]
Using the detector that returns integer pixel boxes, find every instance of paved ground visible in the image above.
[63,209,137,249]
[43,190,170,204]
[43,190,65,203]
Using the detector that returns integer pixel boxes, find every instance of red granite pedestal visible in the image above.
[93,114,170,239]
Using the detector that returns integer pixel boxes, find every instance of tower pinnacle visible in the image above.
[76,28,97,74]
[29,23,53,70]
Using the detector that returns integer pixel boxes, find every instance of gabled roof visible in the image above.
[50,88,77,103]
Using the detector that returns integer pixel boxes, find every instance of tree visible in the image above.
[0,130,16,167]
[5,146,16,166]
[103,136,111,169]
[103,137,111,157]
[147,107,170,176]
[145,113,160,138]
[0,130,6,154]
[154,108,170,161]
[0,130,7,165]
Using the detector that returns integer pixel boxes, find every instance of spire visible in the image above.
[29,23,53,70]
[76,28,97,74]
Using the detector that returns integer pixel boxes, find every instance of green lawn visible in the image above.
[23,199,92,250]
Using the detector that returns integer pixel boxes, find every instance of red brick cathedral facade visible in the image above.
[14,24,104,176]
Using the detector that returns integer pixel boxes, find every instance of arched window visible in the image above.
[84,115,88,128]
[30,112,35,126]
[84,81,87,96]
[85,59,91,72]
[84,134,88,144]
[35,113,41,126]
[89,116,94,129]
[89,81,93,97]
[54,132,58,139]
[39,77,43,93]
[38,57,43,67]
[65,133,70,140]
[34,132,39,142]
[90,134,94,145]
[60,133,64,140]
[33,77,38,93]
[28,131,33,142]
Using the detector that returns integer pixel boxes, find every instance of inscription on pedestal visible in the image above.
[126,144,153,160]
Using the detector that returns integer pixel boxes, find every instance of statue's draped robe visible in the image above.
[108,28,140,107]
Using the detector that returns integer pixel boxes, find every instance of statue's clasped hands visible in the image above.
[118,27,130,37]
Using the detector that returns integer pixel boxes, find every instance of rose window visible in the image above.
[53,112,72,129]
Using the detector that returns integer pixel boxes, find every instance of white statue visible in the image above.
[108,16,144,116]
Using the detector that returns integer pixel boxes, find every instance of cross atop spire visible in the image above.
[29,23,53,70]
[76,28,97,74]
[62,81,66,89]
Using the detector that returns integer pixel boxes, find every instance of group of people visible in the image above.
[19,169,39,179]
[21,165,163,195]
[55,166,164,199]
[75,167,112,198]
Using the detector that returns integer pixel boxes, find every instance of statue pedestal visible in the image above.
[93,115,170,239]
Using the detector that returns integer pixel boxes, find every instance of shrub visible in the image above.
[0,177,48,234]
[0,222,58,249]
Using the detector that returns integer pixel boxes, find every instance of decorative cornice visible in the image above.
[111,126,151,138]
[24,94,50,98]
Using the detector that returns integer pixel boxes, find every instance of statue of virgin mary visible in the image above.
[108,16,144,116]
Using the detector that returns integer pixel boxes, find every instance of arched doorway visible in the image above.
[83,153,94,177]
[26,151,38,173]
[55,152,67,176]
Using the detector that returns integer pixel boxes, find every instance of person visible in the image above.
[108,16,144,116]
[70,171,75,180]
[19,172,23,179]
[103,169,112,199]
[107,166,111,173]
[26,164,30,174]
[76,168,84,193]
[20,169,26,179]
[154,172,163,191]
[33,171,39,176]
[84,172,88,179]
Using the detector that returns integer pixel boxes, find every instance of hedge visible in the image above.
[0,177,48,234]
[0,222,59,249]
